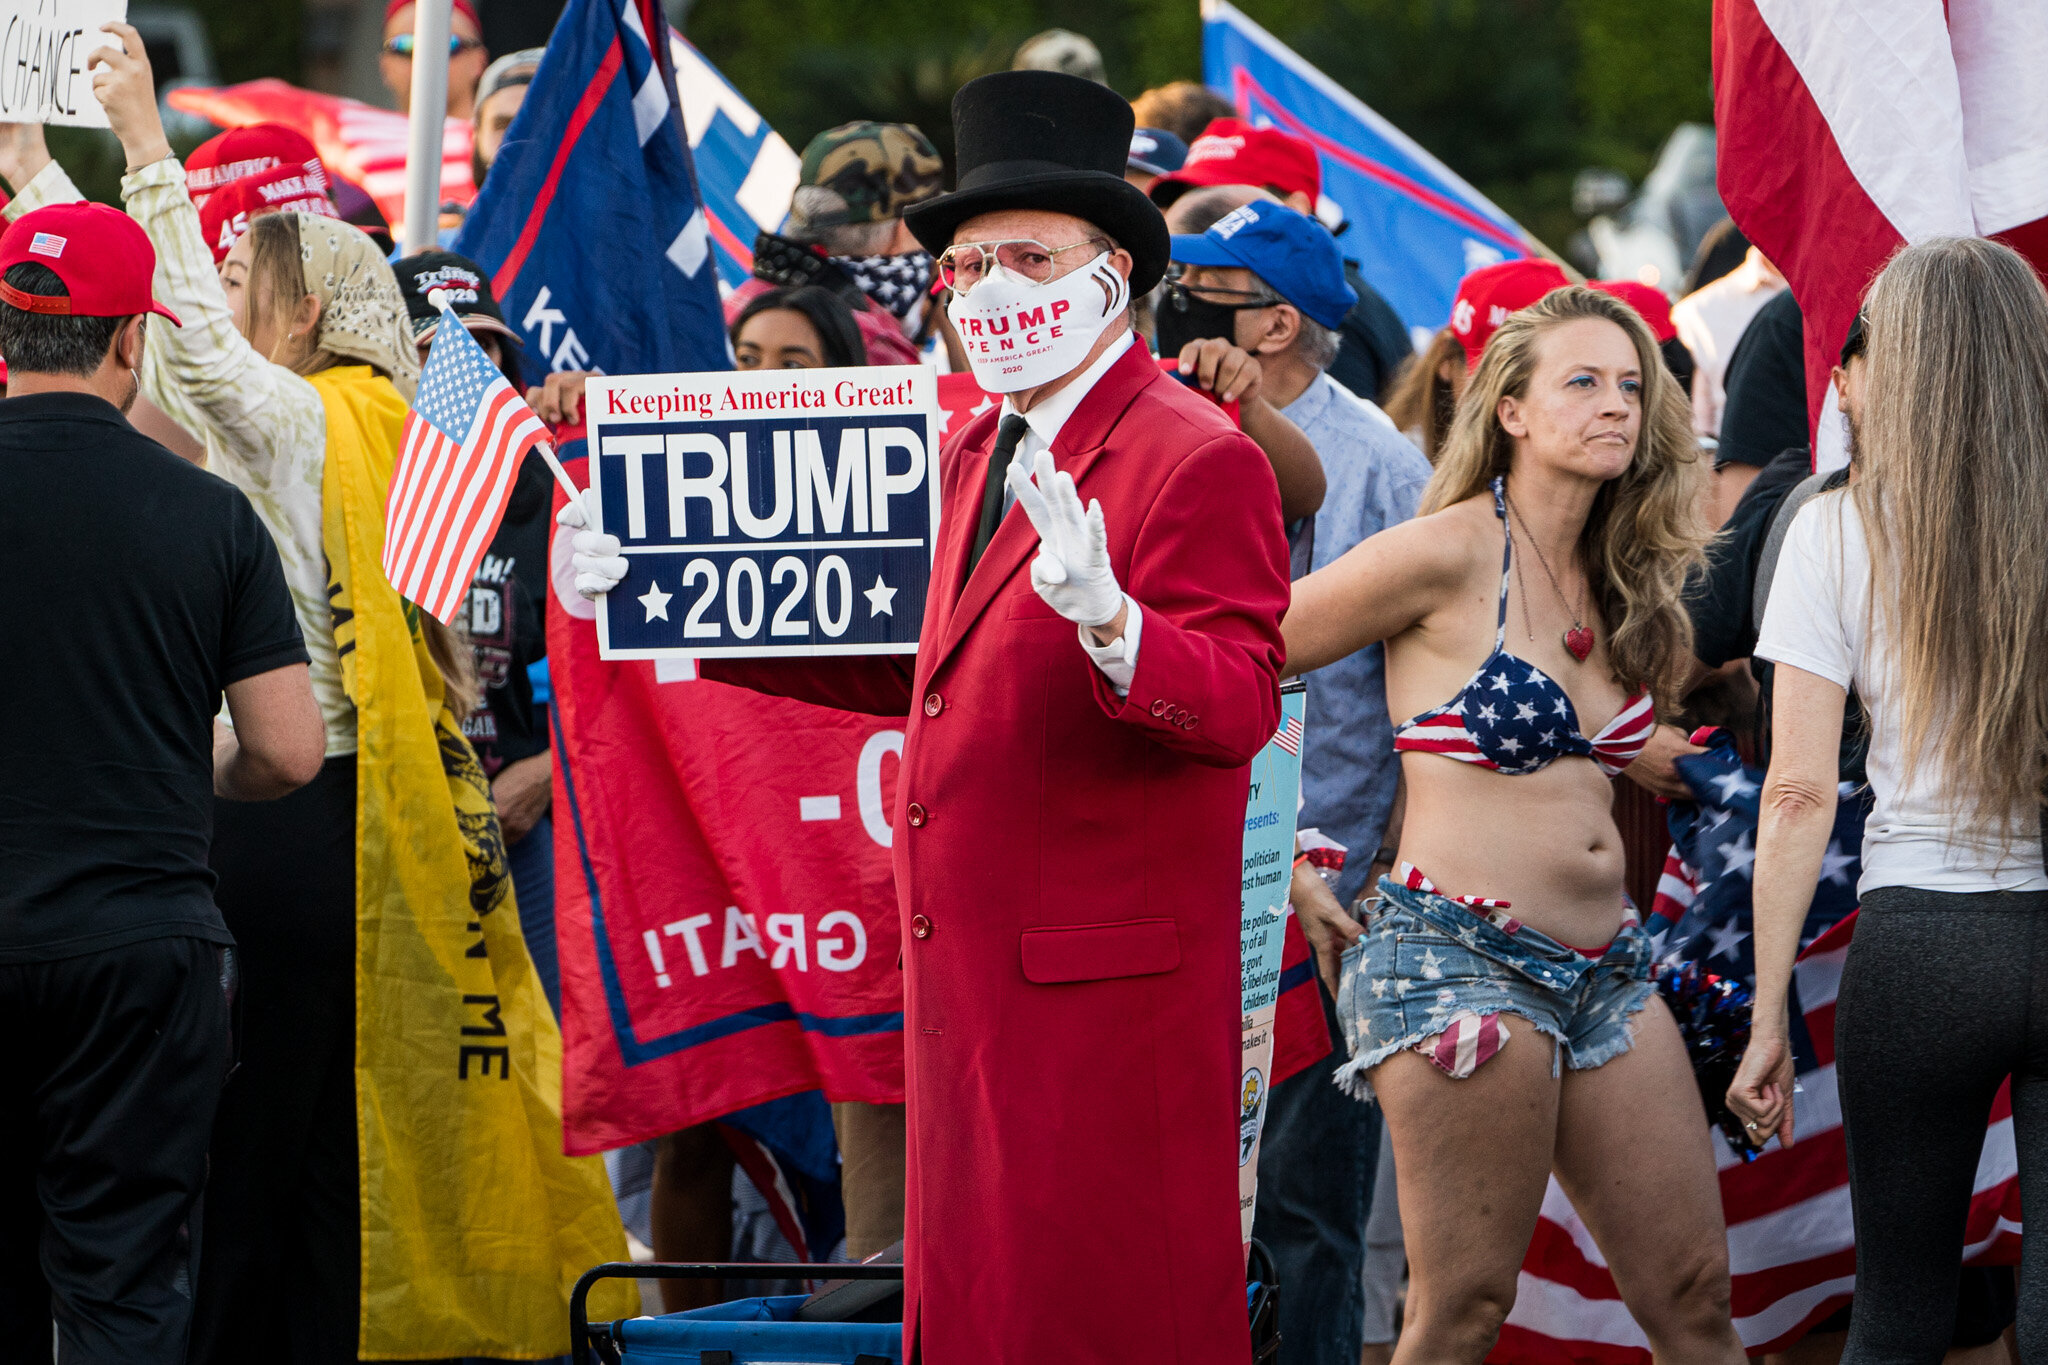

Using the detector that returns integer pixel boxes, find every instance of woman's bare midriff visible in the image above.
[1393,751,1630,948]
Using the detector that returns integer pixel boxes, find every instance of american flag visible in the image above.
[1495,732,2021,1361]
[382,307,549,625]
[1716,0,2048,468]
[1272,713,1304,757]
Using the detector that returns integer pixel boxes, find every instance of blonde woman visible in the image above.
[1729,237,2048,1357]
[1285,286,1739,1362]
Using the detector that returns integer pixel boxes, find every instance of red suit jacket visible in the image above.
[705,340,1288,1363]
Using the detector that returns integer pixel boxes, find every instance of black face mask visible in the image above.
[1152,282,1274,360]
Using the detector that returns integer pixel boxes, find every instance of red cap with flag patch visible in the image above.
[0,203,180,325]
[1450,258,1569,371]
[1149,118,1321,207]
[198,166,341,264]
[1590,278,1678,343]
[186,124,329,209]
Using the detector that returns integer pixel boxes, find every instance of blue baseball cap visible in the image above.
[1169,199,1356,330]
[1127,127,1188,178]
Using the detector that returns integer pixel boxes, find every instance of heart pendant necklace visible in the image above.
[1505,493,1593,662]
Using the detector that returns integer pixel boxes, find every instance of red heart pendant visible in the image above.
[1563,626,1594,662]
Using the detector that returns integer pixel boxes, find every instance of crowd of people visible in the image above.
[1,12,2043,1365]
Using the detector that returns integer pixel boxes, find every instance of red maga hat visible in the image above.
[186,123,329,208]
[199,166,341,265]
[0,204,180,325]
[1590,278,1677,343]
[1450,258,1569,370]
[1149,117,1320,208]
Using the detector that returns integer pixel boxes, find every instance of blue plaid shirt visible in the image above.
[1284,373,1433,905]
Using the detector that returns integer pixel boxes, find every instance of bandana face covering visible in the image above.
[832,249,934,319]
[947,252,1131,394]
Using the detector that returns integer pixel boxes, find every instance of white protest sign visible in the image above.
[0,0,125,128]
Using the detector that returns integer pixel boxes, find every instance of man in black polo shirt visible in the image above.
[0,202,323,1362]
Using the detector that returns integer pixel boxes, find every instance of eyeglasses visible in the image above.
[1159,280,1285,312]
[937,237,1108,293]
[383,33,484,58]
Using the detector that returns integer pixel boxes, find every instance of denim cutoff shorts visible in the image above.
[1331,874,1655,1101]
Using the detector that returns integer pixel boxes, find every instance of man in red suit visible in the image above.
[566,70,1288,1363]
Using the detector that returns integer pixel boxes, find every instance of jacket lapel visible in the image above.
[926,340,1160,680]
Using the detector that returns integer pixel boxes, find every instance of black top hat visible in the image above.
[904,70,1170,294]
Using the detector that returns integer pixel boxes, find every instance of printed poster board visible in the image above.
[1238,680,1306,1250]
[587,366,941,659]
[0,0,125,127]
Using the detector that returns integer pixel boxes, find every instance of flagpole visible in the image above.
[400,0,454,255]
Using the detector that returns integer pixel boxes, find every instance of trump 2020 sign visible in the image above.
[588,367,941,658]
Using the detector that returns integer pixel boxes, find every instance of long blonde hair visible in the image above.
[1382,325,1462,464]
[1854,236,2048,836]
[1421,285,1707,711]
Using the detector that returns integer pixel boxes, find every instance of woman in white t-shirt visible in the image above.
[1729,235,2048,1358]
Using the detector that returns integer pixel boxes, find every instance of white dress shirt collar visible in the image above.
[1001,327,1136,453]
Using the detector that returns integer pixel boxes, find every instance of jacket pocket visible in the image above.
[1020,918,1181,984]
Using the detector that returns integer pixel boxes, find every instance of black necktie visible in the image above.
[965,414,1030,580]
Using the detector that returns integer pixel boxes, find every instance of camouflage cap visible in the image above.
[796,121,945,225]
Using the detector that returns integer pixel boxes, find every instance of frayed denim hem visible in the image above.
[1559,977,1657,1072]
[1330,1004,1570,1103]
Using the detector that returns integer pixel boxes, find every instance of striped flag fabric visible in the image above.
[382,306,548,625]
[1494,735,2021,1360]
[1500,916,2022,1362]
[1273,713,1304,756]
[1713,0,2048,466]
[166,79,474,230]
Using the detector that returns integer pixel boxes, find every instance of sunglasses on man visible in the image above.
[383,33,483,58]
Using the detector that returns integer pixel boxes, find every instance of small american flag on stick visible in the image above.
[382,299,562,624]
[1272,713,1303,756]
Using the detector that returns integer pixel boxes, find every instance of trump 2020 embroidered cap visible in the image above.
[0,203,182,325]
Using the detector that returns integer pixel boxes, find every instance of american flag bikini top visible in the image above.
[1392,478,1655,779]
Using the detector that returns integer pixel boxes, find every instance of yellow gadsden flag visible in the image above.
[315,367,636,1357]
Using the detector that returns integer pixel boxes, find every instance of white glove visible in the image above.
[556,489,629,600]
[1005,448,1123,629]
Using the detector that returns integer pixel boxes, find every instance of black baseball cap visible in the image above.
[390,249,521,348]
[1839,310,1867,367]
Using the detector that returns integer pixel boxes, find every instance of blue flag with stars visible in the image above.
[452,0,729,390]
[1646,729,1871,1067]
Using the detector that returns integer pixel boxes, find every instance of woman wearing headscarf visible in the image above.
[0,28,633,1362]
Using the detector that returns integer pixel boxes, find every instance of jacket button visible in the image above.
[923,692,943,717]
[1150,699,1168,717]
[911,914,931,939]
[906,802,927,827]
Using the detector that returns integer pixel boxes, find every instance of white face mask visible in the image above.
[946,251,1130,393]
